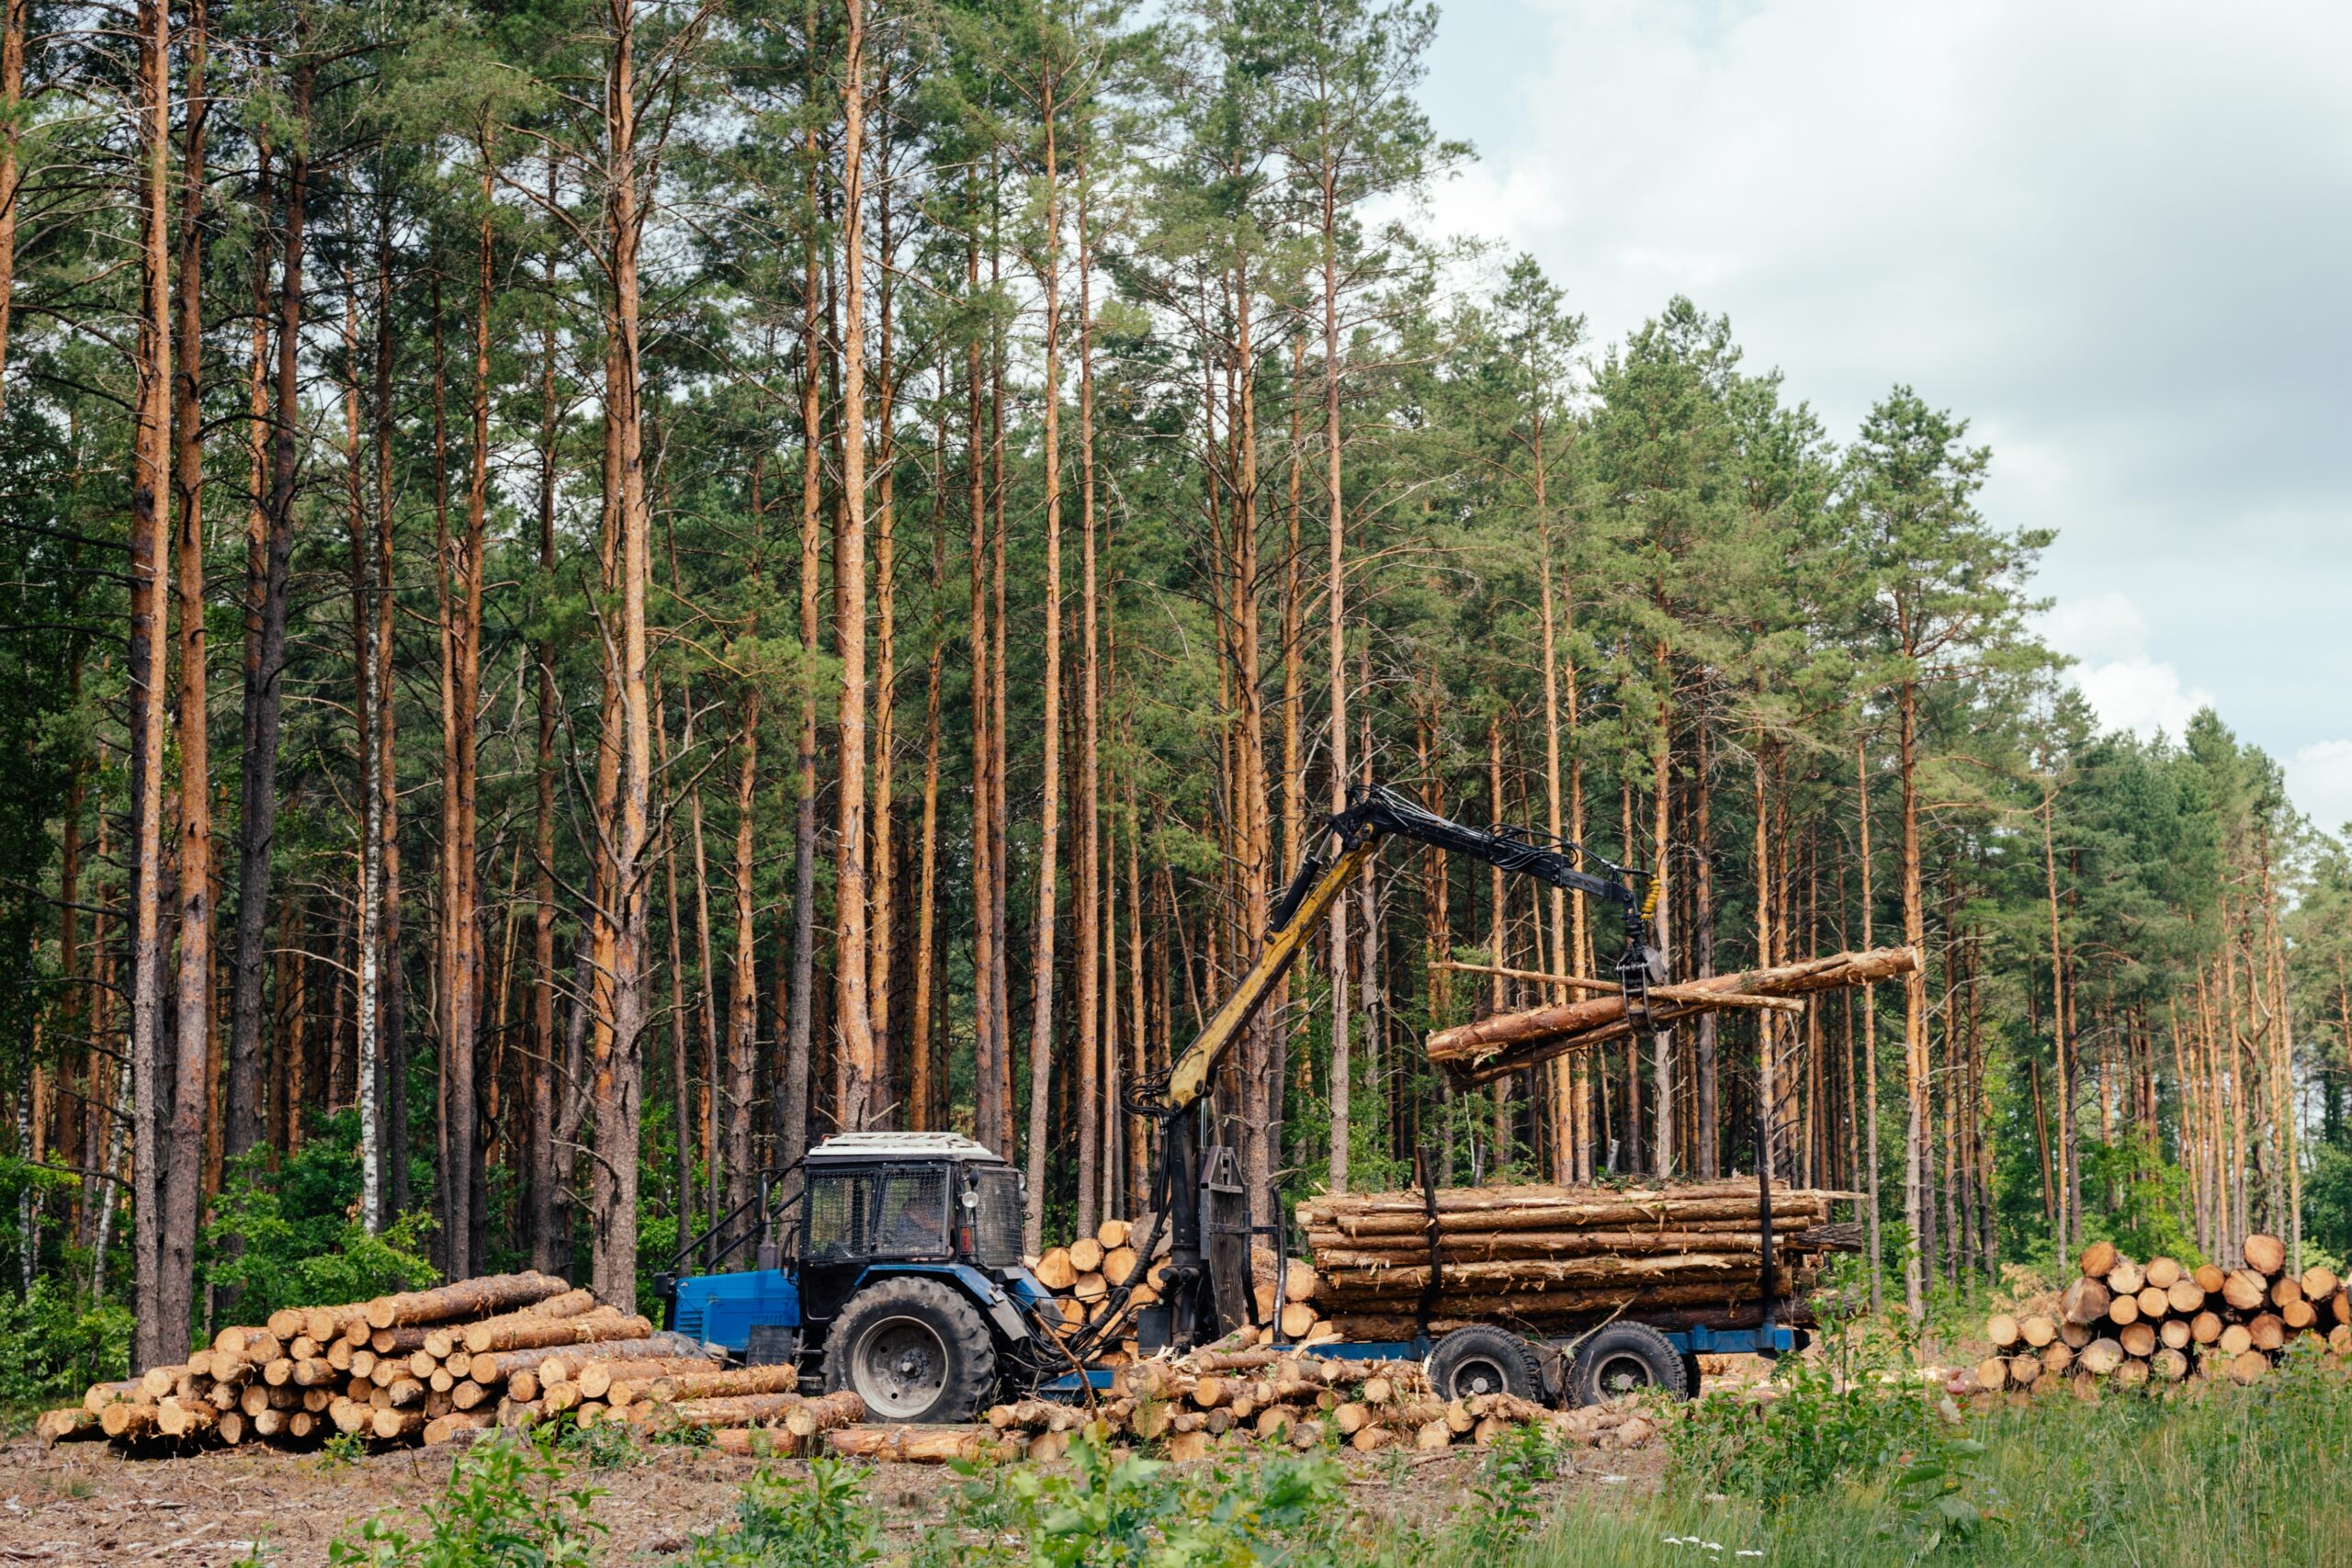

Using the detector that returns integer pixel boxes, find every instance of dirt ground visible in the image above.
[0,1425,1672,1566]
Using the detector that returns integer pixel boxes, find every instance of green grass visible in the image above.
[1514,1355,2352,1567]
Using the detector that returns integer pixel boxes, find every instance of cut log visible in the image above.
[2150,1347,2188,1382]
[2019,1314,2057,1348]
[1425,947,1919,1079]
[2281,1298,2316,1331]
[1097,1219,1132,1251]
[2189,1311,2222,1345]
[425,1411,495,1445]
[641,1390,813,1429]
[372,1409,425,1441]
[2076,1337,2123,1376]
[1104,1247,1141,1285]
[1984,1314,2019,1349]
[1278,1303,1318,1339]
[2217,1323,2253,1357]
[1069,1236,1105,1275]
[781,1391,866,1441]
[2269,1275,2303,1310]
[2143,1257,2183,1290]
[2105,1258,2145,1296]
[632,1364,799,1405]
[465,1309,651,1357]
[2078,1241,2119,1279]
[2228,1349,2267,1386]
[2059,1320,2092,1350]
[2007,1355,2041,1387]
[101,1402,159,1439]
[2113,1359,2149,1390]
[1035,1248,1077,1291]
[2118,1322,2156,1359]
[2243,1234,2285,1277]
[2108,1294,2139,1327]
[2222,1271,2266,1312]
[2248,1314,2285,1352]
[368,1272,570,1330]
[2135,1287,2168,1321]
[2165,1280,2204,1315]
[2040,1342,2074,1376]
[2159,1318,2190,1351]
[2193,1263,2226,1293]
[2060,1279,2110,1326]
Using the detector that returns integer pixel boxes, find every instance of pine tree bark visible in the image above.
[1857,738,1882,1313]
[782,106,824,1177]
[529,169,564,1274]
[1020,63,1067,1247]
[372,205,409,1223]
[594,0,653,1310]
[1898,667,1927,1318]
[831,0,878,1132]
[1073,152,1102,1235]
[167,0,212,1299]
[225,48,308,1179]
[1321,162,1350,1195]
[0,0,22,396]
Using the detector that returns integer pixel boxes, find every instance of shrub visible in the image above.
[0,1277,132,1412]
[328,1429,605,1567]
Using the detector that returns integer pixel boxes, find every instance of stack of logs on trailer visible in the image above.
[1975,1235,2346,1395]
[35,1271,867,1453]
[1296,1180,1851,1337]
[1030,1218,1344,1350]
[985,1345,1549,1464]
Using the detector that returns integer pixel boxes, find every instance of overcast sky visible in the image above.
[1412,0,2352,834]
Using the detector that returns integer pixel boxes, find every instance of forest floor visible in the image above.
[0,1423,1674,1565]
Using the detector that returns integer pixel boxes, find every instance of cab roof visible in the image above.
[807,1132,1007,1164]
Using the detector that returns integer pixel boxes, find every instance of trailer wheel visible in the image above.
[826,1277,997,1423]
[1428,1325,1543,1402]
[1566,1323,1690,1405]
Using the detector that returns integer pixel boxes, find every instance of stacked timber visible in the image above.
[1975,1235,2347,1398]
[1298,1180,1850,1337]
[41,1272,718,1454]
[1427,947,1919,1083]
[1031,1218,1345,1349]
[984,1346,1558,1463]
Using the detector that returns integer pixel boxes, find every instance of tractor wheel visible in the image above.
[1427,1325,1544,1403]
[825,1276,997,1423]
[1565,1323,1691,1406]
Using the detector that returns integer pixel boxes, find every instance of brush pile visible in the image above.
[1031,1218,1346,1349]
[1973,1235,2347,1396]
[984,1345,1553,1463]
[40,1272,725,1452]
[1297,1180,1853,1337]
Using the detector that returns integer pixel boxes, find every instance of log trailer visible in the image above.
[656,783,1803,1421]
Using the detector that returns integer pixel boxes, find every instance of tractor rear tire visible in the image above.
[1427,1325,1544,1403]
[1566,1322,1691,1406]
[825,1276,997,1423]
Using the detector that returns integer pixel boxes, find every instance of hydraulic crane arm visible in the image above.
[1161,784,1661,1113]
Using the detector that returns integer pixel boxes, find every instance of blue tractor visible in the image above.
[659,785,1813,1419]
[658,1133,1079,1422]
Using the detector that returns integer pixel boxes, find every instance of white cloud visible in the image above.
[2287,742,2352,839]
[2071,658,2211,744]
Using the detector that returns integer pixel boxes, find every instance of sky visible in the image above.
[1411,0,2352,834]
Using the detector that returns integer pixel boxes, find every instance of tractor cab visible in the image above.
[658,1133,1055,1422]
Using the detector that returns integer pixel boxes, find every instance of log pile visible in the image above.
[1030,1218,1345,1348]
[1973,1235,2348,1397]
[1297,1180,1850,1337]
[983,1346,1559,1463]
[40,1272,718,1454]
[1427,947,1919,1083]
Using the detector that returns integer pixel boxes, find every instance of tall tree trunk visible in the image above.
[964,220,999,1156]
[783,96,824,1176]
[1021,67,1064,1249]
[2041,775,2068,1257]
[831,0,876,1131]
[594,0,653,1310]
[344,265,382,1234]
[126,0,176,1371]
[167,0,212,1299]
[529,164,563,1274]
[1857,737,1881,1313]
[1650,648,1673,1177]
[1321,169,1350,1195]
[1073,152,1102,1235]
[909,403,945,1131]
[225,46,308,1182]
[373,202,409,1224]
[1898,671,1928,1317]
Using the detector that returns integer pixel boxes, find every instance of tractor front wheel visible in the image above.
[825,1277,998,1423]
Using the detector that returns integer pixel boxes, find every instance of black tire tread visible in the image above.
[1567,1322,1691,1405]
[1427,1325,1544,1403]
[824,1275,997,1423]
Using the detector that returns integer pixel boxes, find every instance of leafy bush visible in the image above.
[328,1429,605,1567]
[1667,1327,1939,1511]
[907,1434,1355,1567]
[688,1458,880,1567]
[0,1277,132,1411]
[202,1120,440,1315]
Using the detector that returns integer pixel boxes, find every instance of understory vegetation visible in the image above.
[299,1348,2352,1567]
